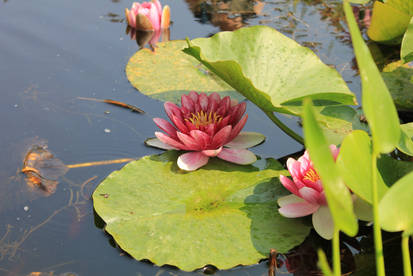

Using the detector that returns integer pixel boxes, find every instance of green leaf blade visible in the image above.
[344,1,401,154]
[302,99,358,237]
[402,17,413,62]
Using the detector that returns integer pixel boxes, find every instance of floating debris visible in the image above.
[77,97,144,114]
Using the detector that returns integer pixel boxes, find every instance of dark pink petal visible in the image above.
[185,120,197,132]
[145,137,177,150]
[189,91,199,103]
[298,187,321,205]
[312,206,334,240]
[199,93,209,110]
[194,102,201,114]
[205,124,216,137]
[217,115,231,130]
[277,194,305,207]
[207,100,218,114]
[210,125,232,148]
[202,146,222,157]
[164,102,182,122]
[171,114,189,133]
[153,118,177,138]
[190,130,211,149]
[230,102,246,124]
[177,151,209,171]
[217,148,257,165]
[177,132,202,150]
[208,92,221,104]
[228,114,248,141]
[181,94,195,113]
[278,202,319,218]
[216,96,231,116]
[318,191,327,205]
[280,175,299,196]
[302,178,323,193]
[155,131,187,150]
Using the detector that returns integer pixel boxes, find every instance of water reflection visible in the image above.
[185,0,264,31]
[126,25,170,49]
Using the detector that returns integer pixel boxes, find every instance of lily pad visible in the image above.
[367,0,413,44]
[382,60,413,112]
[183,26,356,115]
[125,40,242,104]
[92,151,311,271]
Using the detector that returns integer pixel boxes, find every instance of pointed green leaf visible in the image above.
[379,170,413,234]
[302,99,357,237]
[344,1,401,154]
[92,151,311,271]
[398,123,413,156]
[125,40,242,104]
[367,0,413,44]
[336,130,388,204]
[183,26,356,115]
[317,250,334,276]
[402,17,413,62]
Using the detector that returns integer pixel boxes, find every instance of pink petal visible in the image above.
[217,148,257,165]
[177,132,202,150]
[152,0,162,18]
[208,92,221,105]
[230,102,246,124]
[145,137,177,150]
[210,125,232,148]
[224,132,265,149]
[277,194,305,207]
[170,114,188,133]
[155,132,187,150]
[287,158,302,179]
[202,147,222,157]
[280,175,299,195]
[181,94,195,113]
[177,152,209,171]
[329,144,339,161]
[302,178,323,193]
[198,93,209,110]
[190,130,211,149]
[228,114,248,141]
[189,91,199,103]
[153,118,177,138]
[298,187,321,205]
[278,202,319,218]
[312,205,334,240]
[147,3,160,30]
[164,102,182,121]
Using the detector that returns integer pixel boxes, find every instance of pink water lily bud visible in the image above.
[125,0,170,31]
[146,91,266,171]
[277,145,340,240]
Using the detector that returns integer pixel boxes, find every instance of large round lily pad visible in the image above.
[125,40,242,104]
[92,151,311,271]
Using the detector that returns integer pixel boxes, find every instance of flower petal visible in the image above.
[312,205,334,240]
[210,125,232,148]
[190,130,211,149]
[177,132,202,150]
[177,152,209,171]
[160,5,170,29]
[278,202,319,218]
[153,118,177,138]
[287,158,302,179]
[280,175,299,195]
[298,187,321,205]
[155,132,187,150]
[202,146,222,157]
[224,132,265,149]
[277,194,305,207]
[181,94,195,113]
[198,93,209,110]
[145,137,177,150]
[228,114,248,141]
[136,13,154,31]
[217,148,257,165]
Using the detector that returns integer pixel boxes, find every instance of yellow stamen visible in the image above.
[303,168,320,183]
[186,111,222,128]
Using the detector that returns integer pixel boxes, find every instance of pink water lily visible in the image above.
[278,145,340,240]
[125,0,170,31]
[146,91,265,171]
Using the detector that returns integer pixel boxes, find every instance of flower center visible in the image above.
[186,111,222,128]
[303,168,320,183]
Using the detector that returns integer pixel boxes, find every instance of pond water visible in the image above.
[0,0,404,275]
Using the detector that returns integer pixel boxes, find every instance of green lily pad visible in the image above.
[183,26,356,115]
[125,40,242,104]
[367,0,413,44]
[382,60,413,112]
[92,151,311,271]
[402,17,413,62]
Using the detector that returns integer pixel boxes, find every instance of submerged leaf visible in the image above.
[125,40,241,104]
[183,26,356,115]
[92,151,311,271]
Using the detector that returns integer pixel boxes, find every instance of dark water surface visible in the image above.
[0,0,373,275]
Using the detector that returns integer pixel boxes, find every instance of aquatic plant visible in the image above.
[125,0,170,31]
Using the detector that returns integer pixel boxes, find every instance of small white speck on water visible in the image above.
[104,128,111,133]
[24,206,29,212]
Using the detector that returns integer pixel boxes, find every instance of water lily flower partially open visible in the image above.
[277,145,340,240]
[146,91,265,171]
[125,0,170,31]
